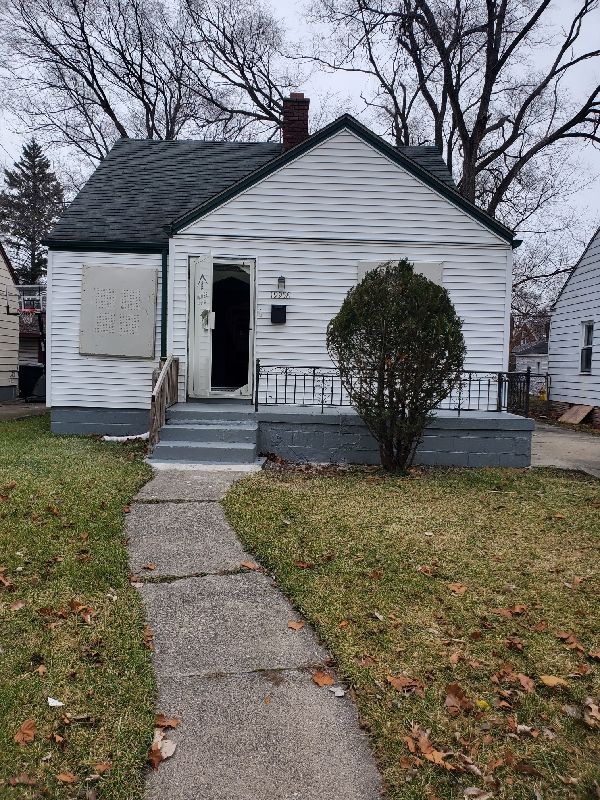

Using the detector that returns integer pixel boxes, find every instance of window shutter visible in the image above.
[356,260,444,286]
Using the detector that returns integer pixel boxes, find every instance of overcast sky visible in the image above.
[0,0,598,227]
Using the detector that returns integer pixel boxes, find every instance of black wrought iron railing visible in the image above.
[254,360,548,417]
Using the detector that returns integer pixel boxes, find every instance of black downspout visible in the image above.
[160,246,168,358]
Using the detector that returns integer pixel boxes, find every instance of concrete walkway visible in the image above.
[128,470,382,800]
[0,401,46,421]
[532,421,600,478]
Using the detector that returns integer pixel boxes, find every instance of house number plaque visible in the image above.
[270,290,290,299]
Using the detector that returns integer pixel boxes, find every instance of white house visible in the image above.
[513,340,548,395]
[0,243,19,401]
[548,227,600,425]
[44,95,533,466]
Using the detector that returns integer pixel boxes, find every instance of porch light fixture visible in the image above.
[277,275,286,290]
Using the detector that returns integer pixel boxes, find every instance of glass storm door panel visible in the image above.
[187,254,214,397]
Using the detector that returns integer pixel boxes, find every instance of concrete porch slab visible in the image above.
[140,573,328,678]
[127,502,251,577]
[146,670,382,800]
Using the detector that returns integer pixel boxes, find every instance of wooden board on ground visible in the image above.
[558,404,594,424]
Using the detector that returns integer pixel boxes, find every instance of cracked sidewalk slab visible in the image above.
[140,572,328,677]
[135,470,251,502]
[146,670,382,800]
[127,501,251,576]
[128,468,383,799]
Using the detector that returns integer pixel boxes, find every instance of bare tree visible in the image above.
[0,0,304,165]
[184,0,306,141]
[308,0,600,283]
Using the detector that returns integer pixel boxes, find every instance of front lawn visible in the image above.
[0,415,154,798]
[224,466,600,800]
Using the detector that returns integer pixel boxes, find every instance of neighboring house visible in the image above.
[0,243,19,401]
[548,227,600,425]
[43,93,534,466]
[513,340,548,394]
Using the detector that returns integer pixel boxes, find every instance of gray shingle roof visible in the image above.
[514,340,548,356]
[397,146,457,189]
[46,131,458,248]
[48,139,283,247]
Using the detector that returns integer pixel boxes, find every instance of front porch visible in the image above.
[148,399,533,468]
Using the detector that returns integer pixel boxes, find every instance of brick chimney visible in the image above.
[282,92,310,150]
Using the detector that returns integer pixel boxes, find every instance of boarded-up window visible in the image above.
[357,260,443,285]
[79,265,158,357]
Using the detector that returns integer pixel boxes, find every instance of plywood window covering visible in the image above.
[79,264,158,357]
[580,321,594,374]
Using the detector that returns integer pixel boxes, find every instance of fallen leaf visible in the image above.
[571,576,585,589]
[368,569,383,580]
[143,563,157,571]
[312,671,334,687]
[514,760,541,776]
[516,673,535,693]
[540,675,569,689]
[14,719,36,746]
[583,697,600,728]
[387,674,425,698]
[241,561,258,570]
[154,714,180,729]
[56,772,77,783]
[8,774,36,786]
[444,683,474,715]
[123,505,131,513]
[338,620,350,629]
[464,789,493,799]
[418,565,435,576]
[10,600,25,611]
[293,560,313,569]
[287,620,305,631]
[588,649,600,661]
[448,582,467,596]
[160,740,176,760]
[449,651,461,667]
[36,664,47,676]
[506,635,524,652]
[569,663,592,678]
[3,480,17,491]
[143,625,155,650]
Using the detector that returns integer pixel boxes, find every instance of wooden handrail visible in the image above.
[149,356,179,448]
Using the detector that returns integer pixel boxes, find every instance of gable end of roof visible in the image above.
[171,114,514,244]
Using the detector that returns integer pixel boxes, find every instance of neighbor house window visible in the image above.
[580,322,594,373]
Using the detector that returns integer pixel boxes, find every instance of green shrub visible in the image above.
[327,259,466,471]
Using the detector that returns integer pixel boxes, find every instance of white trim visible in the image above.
[174,232,511,249]
[503,247,513,371]
[45,249,53,408]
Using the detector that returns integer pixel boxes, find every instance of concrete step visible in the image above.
[150,440,257,464]
[161,422,258,444]
[167,403,256,422]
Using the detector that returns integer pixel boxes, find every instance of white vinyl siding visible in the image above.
[548,228,600,405]
[171,128,511,400]
[48,250,161,409]
[0,252,18,392]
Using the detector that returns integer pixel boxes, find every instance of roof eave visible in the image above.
[170,114,515,244]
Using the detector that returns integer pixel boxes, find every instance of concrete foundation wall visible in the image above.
[0,385,17,402]
[51,407,149,436]
[258,409,533,467]
[51,405,534,467]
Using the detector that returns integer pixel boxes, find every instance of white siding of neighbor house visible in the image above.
[48,250,161,409]
[171,128,512,400]
[548,228,600,406]
[0,250,18,394]
[515,353,548,374]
